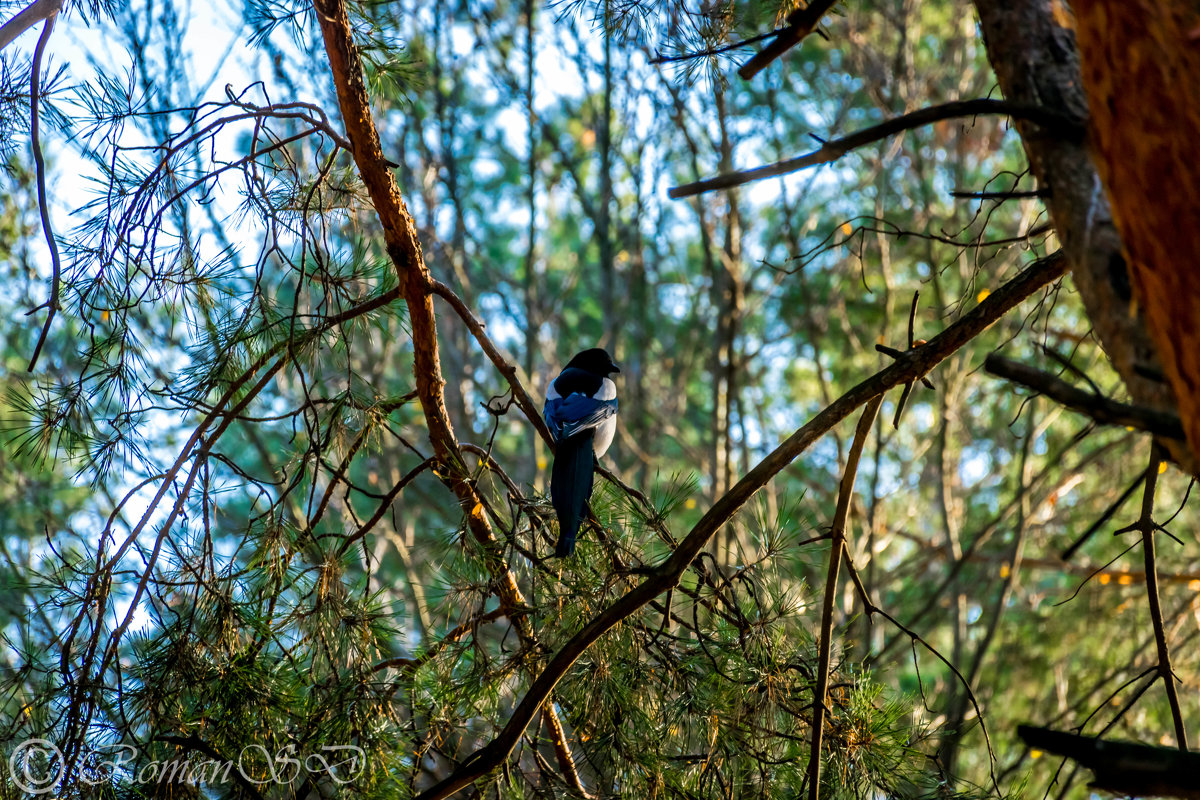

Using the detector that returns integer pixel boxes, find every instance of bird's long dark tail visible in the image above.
[551,430,595,557]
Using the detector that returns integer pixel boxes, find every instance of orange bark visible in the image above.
[1071,0,1200,462]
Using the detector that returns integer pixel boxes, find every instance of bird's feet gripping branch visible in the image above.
[543,348,620,557]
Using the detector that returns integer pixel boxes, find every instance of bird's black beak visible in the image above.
[611,362,621,374]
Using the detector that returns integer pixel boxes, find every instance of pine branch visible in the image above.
[311,0,585,786]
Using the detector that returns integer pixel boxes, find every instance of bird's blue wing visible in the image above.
[544,394,619,442]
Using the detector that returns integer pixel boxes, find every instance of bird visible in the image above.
[543,348,620,557]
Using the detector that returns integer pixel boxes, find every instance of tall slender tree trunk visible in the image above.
[431,3,472,435]
[523,0,543,488]
[973,0,1198,474]
[713,84,743,563]
[598,0,616,350]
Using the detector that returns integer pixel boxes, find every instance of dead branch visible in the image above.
[669,99,1079,199]
[25,10,59,371]
[984,355,1185,439]
[1132,444,1189,750]
[807,396,882,800]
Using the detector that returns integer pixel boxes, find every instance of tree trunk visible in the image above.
[972,0,1199,475]
[1069,0,1200,470]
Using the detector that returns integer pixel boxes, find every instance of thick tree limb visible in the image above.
[972,0,1196,474]
[737,0,839,80]
[1018,725,1200,799]
[0,0,60,53]
[668,99,1077,199]
[650,29,780,66]
[1070,1,1200,472]
[984,355,1185,440]
[414,253,1068,800]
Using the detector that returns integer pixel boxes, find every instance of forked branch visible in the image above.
[312,0,584,785]
[1131,444,1189,750]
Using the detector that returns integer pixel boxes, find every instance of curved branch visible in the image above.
[1135,443,1189,750]
[25,10,59,371]
[807,396,882,800]
[0,0,60,53]
[429,279,555,448]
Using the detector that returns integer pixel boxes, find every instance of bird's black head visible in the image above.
[565,347,620,376]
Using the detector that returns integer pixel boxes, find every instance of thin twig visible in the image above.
[649,28,780,65]
[888,292,923,428]
[950,188,1046,200]
[807,395,881,800]
[373,607,507,675]
[429,279,554,448]
[1060,471,1146,561]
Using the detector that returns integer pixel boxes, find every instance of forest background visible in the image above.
[0,0,1198,798]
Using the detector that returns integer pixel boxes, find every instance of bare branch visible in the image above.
[984,355,1186,440]
[25,10,59,371]
[807,396,882,800]
[669,99,1079,199]
[430,279,555,449]
[1135,444,1189,751]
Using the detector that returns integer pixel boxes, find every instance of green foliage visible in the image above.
[0,1,1193,799]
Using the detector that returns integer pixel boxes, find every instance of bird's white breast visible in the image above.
[592,378,617,457]
[595,377,617,402]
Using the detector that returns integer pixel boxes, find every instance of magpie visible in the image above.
[543,348,620,557]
